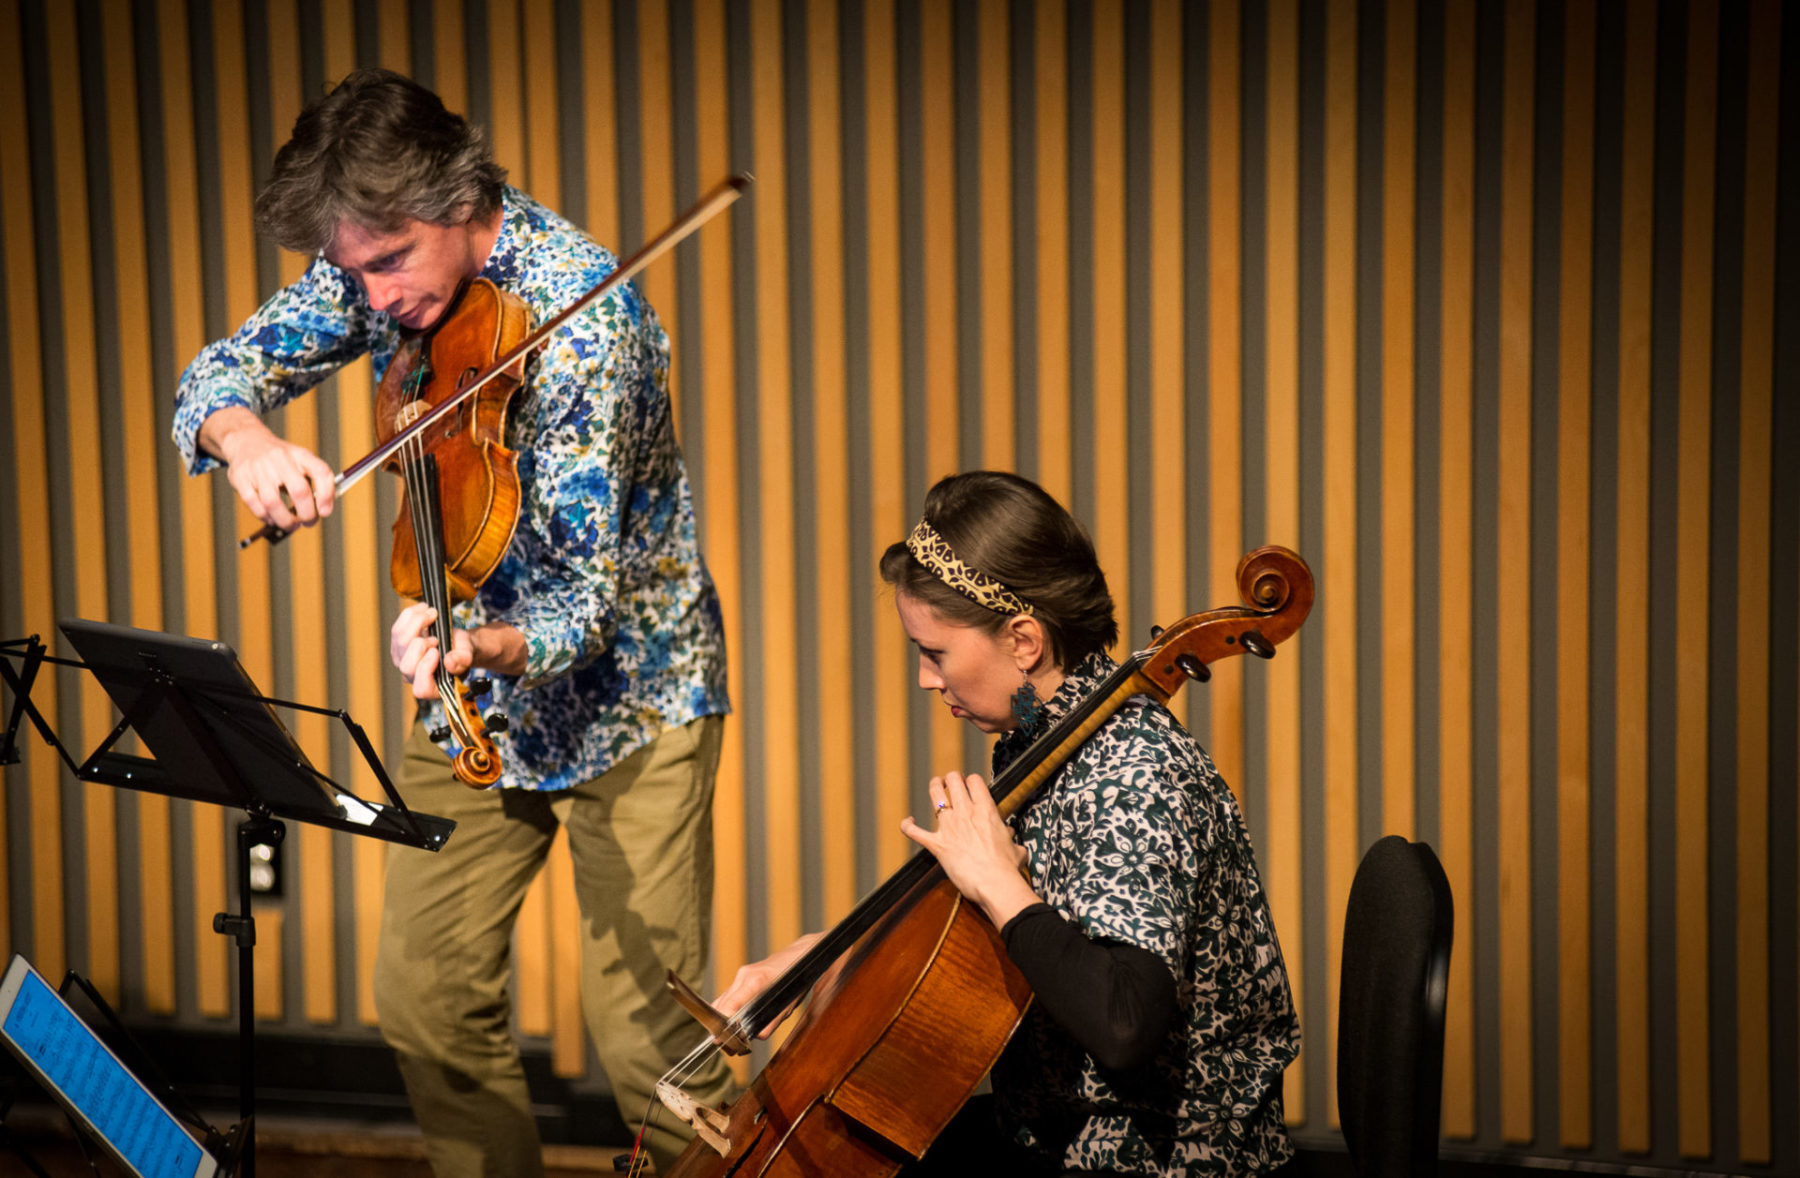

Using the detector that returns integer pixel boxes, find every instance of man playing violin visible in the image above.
[172,67,734,1176]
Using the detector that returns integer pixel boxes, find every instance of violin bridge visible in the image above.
[654,1080,731,1156]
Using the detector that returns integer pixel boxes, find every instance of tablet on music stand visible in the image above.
[0,955,219,1178]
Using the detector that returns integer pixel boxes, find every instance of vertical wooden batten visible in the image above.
[1613,0,1658,1152]
[156,0,229,1020]
[0,0,63,985]
[865,0,909,876]
[977,0,1014,474]
[1204,0,1240,796]
[1556,0,1596,1149]
[1379,0,1416,843]
[1733,1,1781,1162]
[691,0,749,1034]
[1673,1,1719,1158]
[635,0,679,407]
[1496,0,1536,1143]
[807,0,856,926]
[1262,0,1305,1125]
[46,0,120,1002]
[920,0,964,778]
[1091,9,1130,655]
[750,0,803,957]
[99,0,176,1016]
[1032,0,1071,507]
[1437,0,1478,1140]
[1321,0,1360,1130]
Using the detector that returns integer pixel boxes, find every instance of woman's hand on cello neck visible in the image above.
[901,770,1040,931]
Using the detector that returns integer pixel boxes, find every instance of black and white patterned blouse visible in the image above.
[991,652,1300,1176]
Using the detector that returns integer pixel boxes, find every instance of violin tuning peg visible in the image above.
[482,712,510,734]
[1149,624,1165,642]
[1239,629,1275,659]
[467,675,493,697]
[428,724,453,743]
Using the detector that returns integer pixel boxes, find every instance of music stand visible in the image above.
[0,621,456,1178]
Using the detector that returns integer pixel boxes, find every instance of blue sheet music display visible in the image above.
[0,956,213,1178]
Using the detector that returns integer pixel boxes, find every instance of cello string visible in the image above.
[631,1035,730,1171]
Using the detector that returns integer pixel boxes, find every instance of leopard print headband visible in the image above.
[905,519,1034,616]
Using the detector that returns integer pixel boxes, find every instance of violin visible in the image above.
[376,276,532,787]
[640,546,1315,1178]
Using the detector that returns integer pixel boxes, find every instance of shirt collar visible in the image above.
[480,186,531,283]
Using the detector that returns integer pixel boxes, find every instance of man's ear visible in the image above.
[1006,614,1050,674]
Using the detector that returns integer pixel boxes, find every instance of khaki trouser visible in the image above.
[373,715,735,1177]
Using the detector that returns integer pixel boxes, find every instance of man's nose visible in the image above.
[364,275,403,314]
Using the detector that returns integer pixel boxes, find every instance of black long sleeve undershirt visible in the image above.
[998,902,1179,1073]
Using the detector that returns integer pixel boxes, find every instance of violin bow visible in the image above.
[240,172,753,549]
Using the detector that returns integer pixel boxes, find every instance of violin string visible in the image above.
[399,422,465,747]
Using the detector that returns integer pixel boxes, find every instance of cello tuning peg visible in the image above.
[428,724,452,743]
[1239,630,1275,659]
[1175,654,1210,683]
[482,712,510,734]
[467,675,493,697]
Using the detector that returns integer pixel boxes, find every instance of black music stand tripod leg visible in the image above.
[212,815,281,1178]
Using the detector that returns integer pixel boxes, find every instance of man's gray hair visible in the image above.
[255,68,507,256]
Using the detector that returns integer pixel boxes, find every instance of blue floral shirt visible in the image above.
[173,187,730,792]
[991,652,1298,1176]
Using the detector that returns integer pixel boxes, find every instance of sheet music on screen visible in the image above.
[0,957,212,1178]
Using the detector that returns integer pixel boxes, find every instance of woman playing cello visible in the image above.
[717,471,1300,1177]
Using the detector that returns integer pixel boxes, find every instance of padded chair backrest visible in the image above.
[1337,835,1454,1178]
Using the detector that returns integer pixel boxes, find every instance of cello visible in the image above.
[642,545,1314,1177]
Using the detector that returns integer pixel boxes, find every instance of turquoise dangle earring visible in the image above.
[1009,678,1046,734]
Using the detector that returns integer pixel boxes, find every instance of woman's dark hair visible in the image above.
[255,68,507,255]
[880,471,1117,669]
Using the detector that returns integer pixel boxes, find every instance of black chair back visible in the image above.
[1337,835,1454,1178]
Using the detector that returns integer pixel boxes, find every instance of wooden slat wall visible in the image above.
[0,2,1794,1170]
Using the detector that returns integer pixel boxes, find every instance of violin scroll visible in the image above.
[446,685,504,788]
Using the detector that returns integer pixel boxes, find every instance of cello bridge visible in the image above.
[654,1080,731,1156]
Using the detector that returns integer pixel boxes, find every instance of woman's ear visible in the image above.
[1005,614,1050,674]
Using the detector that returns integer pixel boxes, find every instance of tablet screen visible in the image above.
[0,956,215,1178]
